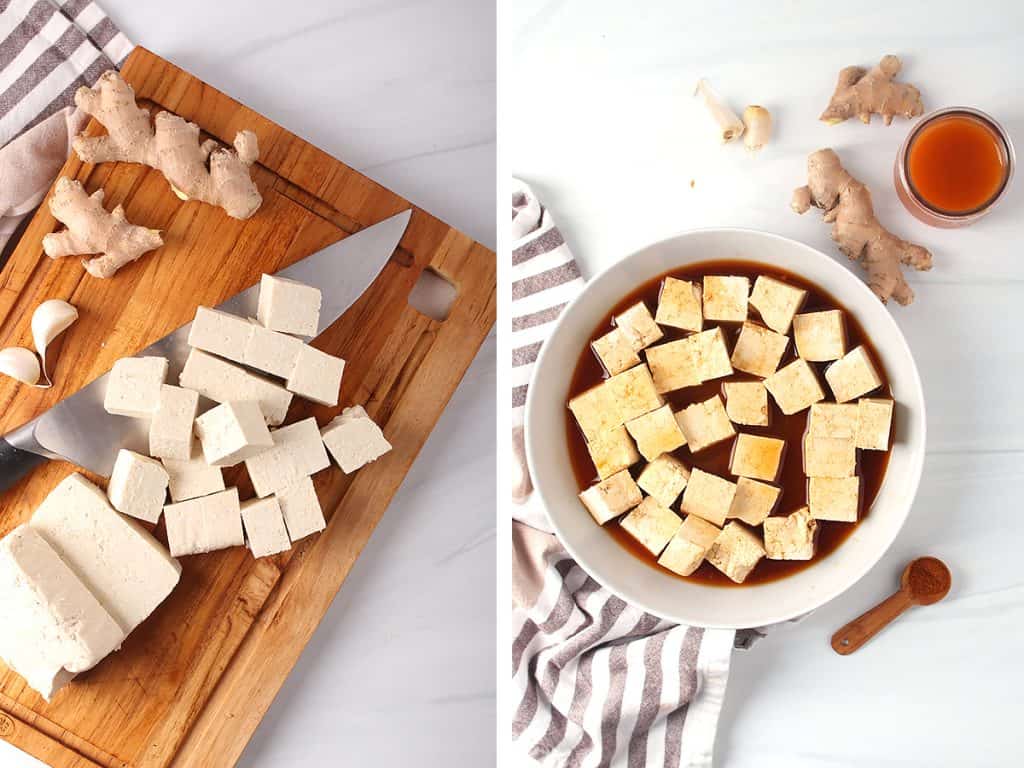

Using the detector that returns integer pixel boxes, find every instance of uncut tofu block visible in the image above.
[180,349,293,426]
[579,470,643,525]
[257,274,322,337]
[620,496,682,556]
[104,356,168,418]
[856,398,894,450]
[808,402,858,438]
[764,358,825,415]
[763,507,817,560]
[241,497,292,558]
[681,468,737,526]
[194,400,274,467]
[277,476,326,542]
[697,327,734,380]
[149,385,199,461]
[107,449,169,524]
[585,425,641,479]
[706,521,765,583]
[730,322,788,378]
[164,488,244,557]
[658,515,720,576]
[245,417,330,498]
[606,364,663,422]
[793,310,846,362]
[809,477,860,522]
[825,346,882,403]
[637,454,690,508]
[655,277,703,332]
[702,276,749,322]
[321,405,393,474]
[749,276,807,334]
[723,381,768,427]
[803,434,856,478]
[675,395,735,453]
[625,404,686,461]
[613,301,663,351]
[730,434,785,482]
[287,344,346,406]
[591,327,641,376]
[728,477,780,526]
[568,382,621,442]
[646,337,702,394]
[162,445,226,503]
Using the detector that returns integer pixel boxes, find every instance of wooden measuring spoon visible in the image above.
[831,557,951,655]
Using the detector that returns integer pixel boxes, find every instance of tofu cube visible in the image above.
[568,382,621,442]
[241,497,292,558]
[104,356,168,418]
[163,487,244,557]
[625,404,686,461]
[107,449,169,524]
[245,417,330,498]
[645,337,702,394]
[194,401,274,467]
[697,327,734,380]
[723,381,769,426]
[187,307,254,363]
[579,470,643,525]
[702,276,749,322]
[706,521,765,583]
[180,349,293,426]
[730,434,785,481]
[808,477,860,522]
[606,365,663,422]
[657,515,720,576]
[728,477,780,525]
[637,454,691,508]
[680,468,737,526]
[825,346,883,403]
[287,345,346,406]
[257,274,322,337]
[162,444,226,503]
[149,385,199,461]
[591,327,641,376]
[730,322,788,378]
[856,398,894,451]
[655,277,703,332]
[808,402,859,438]
[245,323,304,379]
[584,425,641,479]
[277,476,327,542]
[764,358,825,415]
[675,395,735,453]
[803,434,856,478]
[613,302,663,351]
[763,507,817,560]
[793,310,846,362]
[619,497,682,556]
[321,405,393,474]
[749,276,807,334]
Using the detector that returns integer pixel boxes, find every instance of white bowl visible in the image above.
[524,229,926,629]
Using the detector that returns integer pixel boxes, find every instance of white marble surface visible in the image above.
[510,1,1023,765]
[0,1,495,767]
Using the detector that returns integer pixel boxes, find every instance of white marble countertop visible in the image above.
[511,1,1023,765]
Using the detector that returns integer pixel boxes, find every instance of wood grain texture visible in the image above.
[0,47,495,768]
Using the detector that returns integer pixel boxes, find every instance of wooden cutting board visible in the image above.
[0,47,495,768]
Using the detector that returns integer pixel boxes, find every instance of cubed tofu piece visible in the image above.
[793,310,846,362]
[104,356,168,418]
[107,449,169,524]
[194,401,274,467]
[320,405,393,474]
[625,404,686,461]
[584,426,641,480]
[723,381,769,426]
[856,398,894,450]
[655,277,703,332]
[657,515,720,576]
[749,276,807,334]
[162,444,226,503]
[763,507,817,560]
[803,434,856,478]
[257,274,322,337]
[730,434,785,481]
[706,521,765,583]
[163,487,244,557]
[287,345,346,406]
[245,323,304,379]
[591,327,641,376]
[619,497,682,556]
[728,477,780,525]
[645,337,702,394]
[675,395,735,453]
[187,307,254,364]
[606,365,663,422]
[179,349,293,426]
[241,497,292,558]
[702,276,749,322]
[637,454,691,508]
[825,346,883,403]
[244,417,330,498]
[697,327,734,380]
[807,402,859,438]
[764,358,825,415]
[568,382,621,442]
[808,477,860,522]
[277,476,326,542]
[613,302,663,351]
[730,322,788,378]
[149,385,199,461]
[680,468,737,527]
[579,470,643,525]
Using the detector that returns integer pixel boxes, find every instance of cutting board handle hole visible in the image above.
[408,268,457,321]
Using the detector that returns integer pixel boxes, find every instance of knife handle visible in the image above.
[0,437,48,493]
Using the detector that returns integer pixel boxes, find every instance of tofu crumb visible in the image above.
[619,497,682,556]
[764,358,825,415]
[730,433,785,482]
[730,322,789,378]
[728,477,780,525]
[855,398,894,450]
[657,515,720,576]
[637,454,691,508]
[808,477,860,522]
[793,310,846,362]
[803,434,857,478]
[702,276,749,322]
[825,345,883,403]
[645,336,703,393]
[749,275,807,334]
[763,507,817,560]
[706,521,765,583]
[625,404,686,461]
[614,302,664,351]
[579,470,643,525]
[584,425,641,479]
[675,395,735,453]
[680,467,737,526]
[591,327,641,376]
[655,277,703,332]
[807,402,859,438]
[723,381,769,426]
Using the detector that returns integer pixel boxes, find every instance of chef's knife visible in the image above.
[0,209,412,492]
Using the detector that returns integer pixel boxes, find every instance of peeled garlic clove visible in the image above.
[0,347,41,385]
[32,299,78,384]
[742,105,772,151]
[694,78,745,143]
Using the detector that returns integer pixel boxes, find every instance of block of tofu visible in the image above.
[808,402,859,438]
[619,497,682,556]
[103,356,168,418]
[31,473,181,634]
[107,449,169,524]
[568,382,621,442]
[244,417,330,498]
[697,327,734,380]
[723,381,769,426]
[277,476,326,542]
[241,497,292,558]
[680,468,737,527]
[825,346,883,403]
[749,275,807,334]
[706,521,765,583]
[180,349,293,425]
[728,477,780,525]
[162,442,226,502]
[321,405,393,474]
[675,395,735,453]
[613,301,663,351]
[591,327,641,376]
[764,358,825,415]
[645,337,702,394]
[730,322,788,378]
[702,276,749,322]
[245,323,304,378]
[149,385,199,461]
[584,425,641,479]
[187,306,254,364]
[808,477,860,522]
[803,434,856,478]
[0,526,126,701]
[625,404,686,461]
[730,434,785,481]
[657,515,720,576]
[579,470,643,525]
[763,507,817,560]
[856,398,894,450]
[194,400,274,467]
[286,344,346,406]
[164,487,244,557]
[637,454,690,508]
[793,310,846,362]
[257,274,322,337]
[606,364,663,422]
[655,277,703,332]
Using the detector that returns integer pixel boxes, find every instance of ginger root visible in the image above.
[43,178,163,279]
[694,78,745,143]
[820,55,923,126]
[792,149,931,305]
[72,71,262,220]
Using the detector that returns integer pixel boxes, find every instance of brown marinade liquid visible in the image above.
[565,260,893,587]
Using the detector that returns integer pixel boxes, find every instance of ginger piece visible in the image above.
[742,105,771,151]
[694,79,744,143]
[43,178,163,279]
[73,70,262,220]
[820,55,923,126]
[792,149,931,305]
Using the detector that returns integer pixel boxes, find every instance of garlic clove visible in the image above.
[742,105,772,151]
[32,299,78,385]
[0,347,41,386]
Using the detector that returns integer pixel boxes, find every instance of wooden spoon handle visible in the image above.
[831,589,913,655]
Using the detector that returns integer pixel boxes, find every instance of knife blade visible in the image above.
[1,209,411,485]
